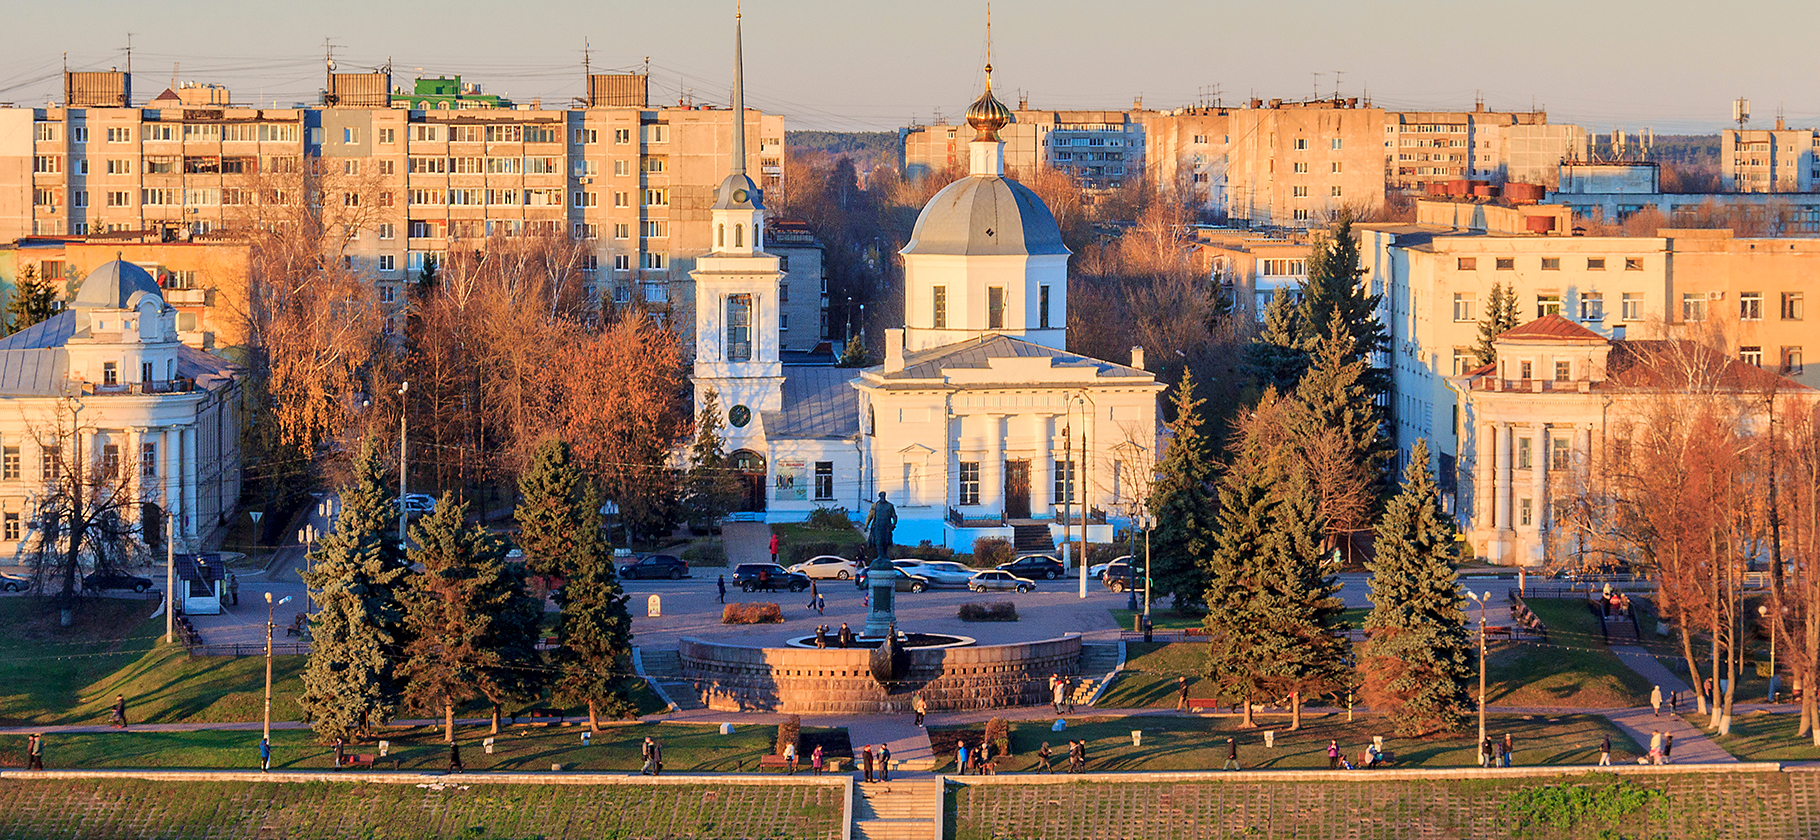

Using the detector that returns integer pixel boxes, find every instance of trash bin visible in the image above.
[1131,730,1142,747]
[1142,616,1153,643]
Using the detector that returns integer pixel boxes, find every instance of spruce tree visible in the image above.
[1293,312,1394,548]
[400,493,529,742]
[1298,214,1389,400]
[1147,371,1218,610]
[1362,439,1476,736]
[6,265,59,336]
[553,480,638,731]
[516,439,585,578]
[481,558,548,734]
[1242,291,1310,393]
[1473,283,1520,366]
[300,435,410,741]
[682,390,743,531]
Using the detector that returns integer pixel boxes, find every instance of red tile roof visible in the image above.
[1497,314,1607,342]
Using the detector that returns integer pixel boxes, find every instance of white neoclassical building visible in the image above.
[0,259,242,557]
[690,27,1163,552]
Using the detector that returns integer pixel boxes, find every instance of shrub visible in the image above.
[682,541,728,567]
[959,601,1018,622]
[897,540,955,562]
[805,506,856,532]
[784,541,847,566]
[723,602,784,624]
[776,715,801,756]
[984,717,1011,757]
[1086,542,1131,566]
[973,537,1016,567]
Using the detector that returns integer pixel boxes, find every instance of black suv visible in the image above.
[732,563,810,593]
[82,572,153,593]
[997,555,1065,580]
[618,554,689,580]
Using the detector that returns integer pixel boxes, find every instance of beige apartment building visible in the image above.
[1720,124,1820,192]
[0,70,790,332]
[1193,227,1318,319]
[899,107,1142,191]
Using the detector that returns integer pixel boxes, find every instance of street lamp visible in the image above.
[248,511,263,571]
[263,592,293,745]
[398,381,409,545]
[298,524,319,614]
[1466,590,1493,753]
[1759,604,1780,702]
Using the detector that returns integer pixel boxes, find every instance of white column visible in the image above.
[181,425,199,540]
[1034,414,1053,517]
[1475,422,1495,532]
[982,414,1003,514]
[162,427,179,533]
[1577,424,1594,474]
[1494,423,1512,532]
[1530,423,1549,535]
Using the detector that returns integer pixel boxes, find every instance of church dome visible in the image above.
[72,259,164,309]
[965,66,1013,141]
[902,175,1069,257]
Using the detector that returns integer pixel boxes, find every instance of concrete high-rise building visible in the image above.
[1720,125,1820,193]
[900,108,1143,191]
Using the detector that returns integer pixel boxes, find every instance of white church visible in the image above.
[692,18,1164,551]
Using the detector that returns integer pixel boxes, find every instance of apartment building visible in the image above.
[1193,227,1316,319]
[0,70,786,328]
[1720,124,1820,193]
[899,107,1143,190]
[1552,161,1820,233]
[1385,110,1585,191]
[765,218,831,354]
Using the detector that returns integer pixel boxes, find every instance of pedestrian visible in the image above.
[1223,737,1240,771]
[110,694,127,729]
[879,744,891,781]
[769,533,780,564]
[1501,733,1513,767]
[862,744,875,783]
[641,737,657,775]
[1073,739,1087,773]
[333,737,345,769]
[816,592,826,615]
[1662,734,1673,763]
[1480,736,1494,768]
[259,737,271,772]
[784,741,798,775]
[912,693,927,727]
[651,740,663,775]
[1648,730,1663,765]
[1326,740,1341,770]
[956,742,969,776]
[839,623,853,648]
[449,742,464,773]
[26,734,42,771]
[717,575,727,604]
[815,624,828,649]
[1598,734,1611,766]
[1176,676,1190,711]
[1065,675,1076,713]
[1053,679,1067,714]
[228,571,240,607]
[807,581,819,610]
[977,738,992,775]
[811,744,824,775]
[1650,685,1663,716]
[1036,742,1052,773]
[1670,690,1679,713]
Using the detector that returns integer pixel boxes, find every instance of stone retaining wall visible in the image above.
[678,635,1083,714]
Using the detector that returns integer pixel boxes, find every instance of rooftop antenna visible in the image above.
[1311,71,1322,102]
[171,62,178,91]
[583,38,591,87]
[1733,97,1750,132]
[1333,70,1343,101]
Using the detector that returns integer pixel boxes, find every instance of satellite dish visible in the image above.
[327,59,337,71]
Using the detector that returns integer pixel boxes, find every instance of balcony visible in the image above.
[83,377,198,396]
[163,288,209,306]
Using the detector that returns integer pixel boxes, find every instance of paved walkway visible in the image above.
[1603,707,1734,764]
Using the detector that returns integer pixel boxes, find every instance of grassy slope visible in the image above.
[1484,598,1653,708]
[1681,710,1820,762]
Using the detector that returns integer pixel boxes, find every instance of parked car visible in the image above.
[0,571,26,591]
[997,555,1065,580]
[913,561,979,588]
[969,570,1036,593]
[732,563,811,593]
[82,572,153,593]
[1100,561,1140,592]
[398,493,437,515]
[1088,555,1135,580]
[855,559,928,588]
[618,554,689,580]
[788,555,859,580]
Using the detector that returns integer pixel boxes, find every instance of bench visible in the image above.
[1184,698,1223,711]
[757,755,795,771]
[517,709,564,726]
[1484,626,1514,640]
[345,754,377,770]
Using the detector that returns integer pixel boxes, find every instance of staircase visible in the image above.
[1075,643,1123,706]
[637,649,705,711]
[851,780,941,840]
[1013,524,1055,553]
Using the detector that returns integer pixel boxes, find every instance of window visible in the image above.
[1783,346,1805,375]
[642,157,666,174]
[342,127,359,144]
[1457,257,1477,271]
[778,282,789,304]
[1039,285,1052,329]
[1682,293,1705,322]
[1625,257,1643,271]
[1496,257,1514,271]
[1293,185,1309,198]
[1452,292,1477,322]
[1453,348,1476,376]
[987,286,1005,330]
[1053,460,1076,505]
[1331,163,1343,175]
[377,128,395,144]
[574,160,597,176]
[1554,360,1572,381]
[614,128,632,144]
[725,293,752,362]
[107,127,131,143]
[1536,294,1562,317]
[613,254,631,271]
[814,461,835,501]
[1550,437,1571,470]
[378,254,396,272]
[377,223,395,241]
[958,461,980,506]
[1292,161,1309,174]
[1540,258,1560,271]
[1293,138,1308,150]
[1741,346,1763,367]
[1330,185,1343,197]
[640,220,666,238]
[1260,258,1306,276]
[2,514,16,542]
[1741,292,1763,320]
[41,448,59,481]
[932,285,948,329]
[102,361,118,386]
[1519,360,1533,380]
[643,252,666,270]
[1622,293,1642,321]
[778,312,789,331]
[142,442,157,476]
[1580,292,1604,321]
[1586,258,1605,270]
[2,447,18,481]
[101,444,120,477]
[643,188,668,207]
[1782,292,1805,321]
[1517,437,1532,469]
[613,191,630,208]
[1293,208,1311,221]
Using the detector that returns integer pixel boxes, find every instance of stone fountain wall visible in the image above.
[676,636,1084,714]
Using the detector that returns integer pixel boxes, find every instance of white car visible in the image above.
[968,570,1036,593]
[1088,555,1135,580]
[913,561,978,588]
[399,493,437,515]
[789,555,859,580]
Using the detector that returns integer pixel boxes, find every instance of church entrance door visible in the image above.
[1004,460,1031,519]
[731,449,767,513]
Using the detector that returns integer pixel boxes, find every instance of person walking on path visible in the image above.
[784,741,798,775]
[955,742,968,776]
[806,582,818,610]
[1650,685,1663,716]
[1223,738,1240,771]
[110,694,128,729]
[879,744,891,781]
[1648,730,1663,765]
[1662,734,1673,763]
[861,744,875,783]
[1327,740,1341,770]
[912,693,927,727]
[811,744,824,775]
[1073,740,1087,773]
[1502,733,1514,767]
[1036,742,1052,773]
[1052,679,1067,714]
[1479,736,1494,768]
[977,738,993,775]
[650,740,663,775]
[1065,676,1076,713]
[641,737,658,775]
[769,533,780,565]
[259,737,271,773]
[1598,734,1611,766]
[1176,676,1190,711]
[717,575,726,604]
[333,738,345,769]
[26,734,42,771]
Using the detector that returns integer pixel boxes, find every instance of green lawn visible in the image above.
[771,522,864,547]
[1106,609,1202,630]
[1679,710,1820,762]
[0,722,819,773]
[1485,598,1653,708]
[1629,594,1775,704]
[1096,642,1218,708]
[931,713,1634,772]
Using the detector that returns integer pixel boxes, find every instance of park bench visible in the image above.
[757,755,794,771]
[1184,698,1224,712]
[516,709,564,726]
[346,754,377,770]
[285,612,307,638]
[1484,626,1513,640]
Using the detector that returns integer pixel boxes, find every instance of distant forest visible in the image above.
[785,131,898,171]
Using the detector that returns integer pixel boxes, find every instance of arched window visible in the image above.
[733,224,743,248]
[717,224,725,247]
[726,293,752,362]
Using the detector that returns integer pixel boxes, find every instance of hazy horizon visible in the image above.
[1,0,1812,135]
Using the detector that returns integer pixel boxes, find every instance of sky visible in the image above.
[2,0,1816,135]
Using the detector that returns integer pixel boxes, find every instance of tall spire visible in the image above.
[965,0,1012,150]
[730,0,746,179]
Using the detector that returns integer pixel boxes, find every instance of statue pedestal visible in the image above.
[863,573,898,638]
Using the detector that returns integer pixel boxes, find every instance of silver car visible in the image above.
[968,570,1036,593]
[914,561,978,588]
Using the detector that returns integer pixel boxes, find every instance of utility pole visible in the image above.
[1467,590,1491,753]
[397,381,410,544]
[164,512,175,643]
[263,592,292,745]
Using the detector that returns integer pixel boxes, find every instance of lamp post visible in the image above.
[1759,604,1780,702]
[398,381,409,545]
[263,592,293,745]
[248,510,263,571]
[298,524,318,614]
[1466,590,1492,751]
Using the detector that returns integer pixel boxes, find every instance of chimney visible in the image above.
[884,329,905,373]
[1130,346,1146,371]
